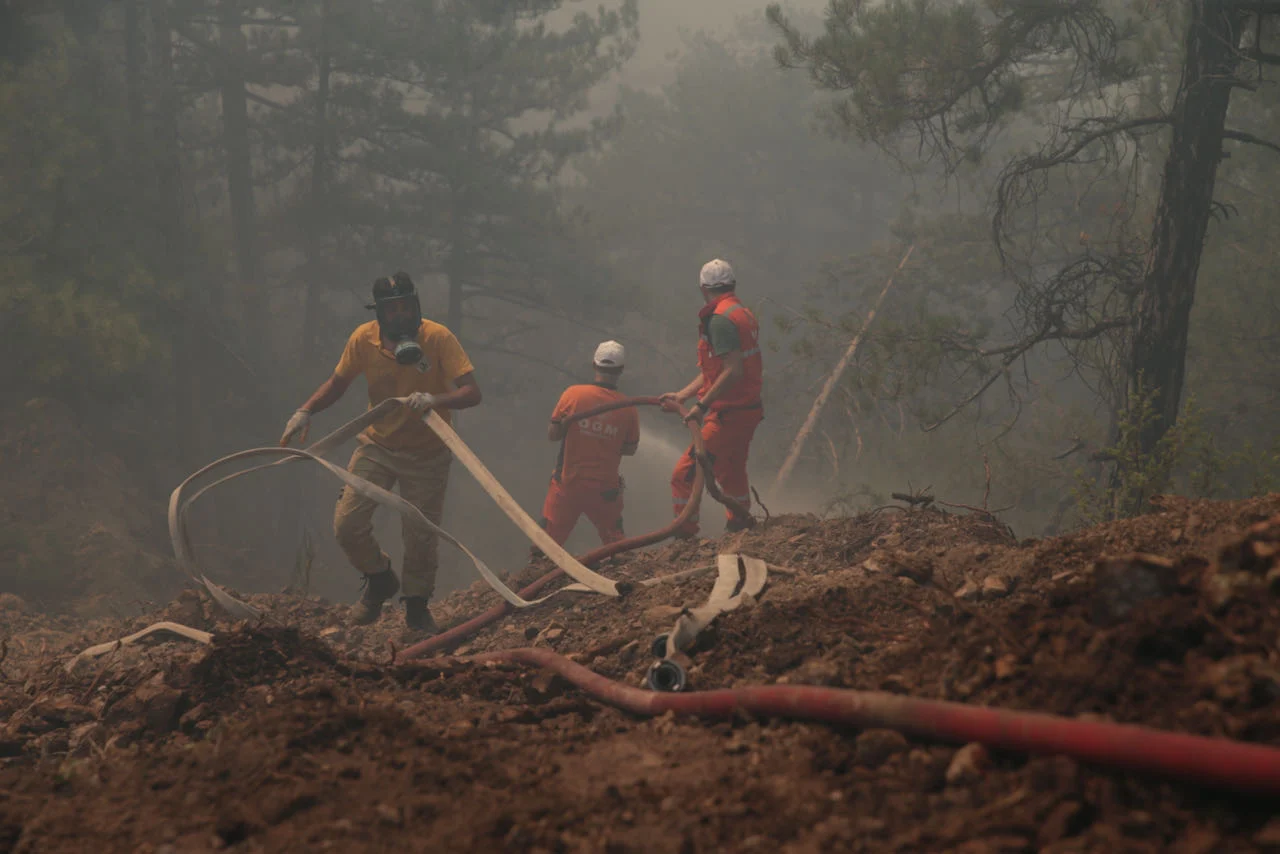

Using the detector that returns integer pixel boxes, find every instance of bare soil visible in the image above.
[3,494,1280,852]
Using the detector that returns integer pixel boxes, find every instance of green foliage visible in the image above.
[237,0,640,333]
[0,15,167,398]
[768,0,1140,170]
[771,0,1280,515]
[1071,386,1280,524]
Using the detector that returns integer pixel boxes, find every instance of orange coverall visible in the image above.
[540,384,640,546]
[671,293,764,535]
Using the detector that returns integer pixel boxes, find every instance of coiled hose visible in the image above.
[401,398,744,659]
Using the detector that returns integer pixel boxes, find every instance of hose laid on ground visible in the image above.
[660,553,768,658]
[434,646,1280,798]
[401,398,728,659]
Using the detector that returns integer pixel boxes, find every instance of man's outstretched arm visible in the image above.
[281,372,354,446]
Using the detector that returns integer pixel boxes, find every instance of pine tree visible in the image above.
[769,0,1280,505]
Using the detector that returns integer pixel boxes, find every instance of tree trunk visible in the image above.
[217,0,262,342]
[289,0,333,549]
[123,0,145,131]
[1125,0,1243,474]
[446,195,466,334]
[150,0,202,472]
[302,0,331,368]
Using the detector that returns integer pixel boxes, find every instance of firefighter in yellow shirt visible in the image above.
[280,272,482,633]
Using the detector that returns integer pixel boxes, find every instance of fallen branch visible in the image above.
[891,491,935,507]
[771,245,915,495]
[750,486,772,524]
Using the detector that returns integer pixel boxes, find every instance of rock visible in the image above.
[790,657,843,686]
[1202,656,1280,706]
[375,804,402,826]
[644,605,684,622]
[179,703,211,731]
[319,626,343,640]
[130,677,187,733]
[1171,825,1221,854]
[616,640,641,664]
[981,576,1009,598]
[994,654,1018,680]
[1037,800,1083,846]
[526,669,566,702]
[955,837,1030,854]
[853,729,909,768]
[956,581,981,601]
[23,697,95,733]
[69,721,110,757]
[945,743,990,785]
[1267,567,1280,595]
[1254,817,1280,847]
[0,734,25,757]
[1091,553,1177,625]
[162,589,208,630]
[861,553,890,574]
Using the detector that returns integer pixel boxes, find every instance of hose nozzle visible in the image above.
[646,659,688,693]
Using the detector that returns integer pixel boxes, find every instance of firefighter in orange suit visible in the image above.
[660,259,762,536]
[540,341,640,546]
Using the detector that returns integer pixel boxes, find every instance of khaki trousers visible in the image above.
[333,439,451,600]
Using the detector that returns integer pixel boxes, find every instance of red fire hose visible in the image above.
[439,647,1280,798]
[401,398,740,659]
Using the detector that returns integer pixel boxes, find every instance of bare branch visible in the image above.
[1225,1,1280,15]
[994,116,1169,262]
[1244,46,1280,64]
[921,317,1132,432]
[462,340,580,383]
[1223,128,1280,156]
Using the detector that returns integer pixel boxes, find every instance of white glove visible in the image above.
[406,392,437,414]
[280,409,311,447]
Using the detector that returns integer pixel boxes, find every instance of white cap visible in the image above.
[699,258,736,289]
[593,340,626,369]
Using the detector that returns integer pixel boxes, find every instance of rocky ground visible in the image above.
[2,494,1280,852]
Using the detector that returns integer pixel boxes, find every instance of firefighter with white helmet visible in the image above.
[659,259,762,535]
[539,341,640,546]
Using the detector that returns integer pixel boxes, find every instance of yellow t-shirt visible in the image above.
[335,319,475,454]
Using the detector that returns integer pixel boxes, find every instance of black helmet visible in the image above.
[369,271,423,365]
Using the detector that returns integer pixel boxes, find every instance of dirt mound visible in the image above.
[3,496,1280,851]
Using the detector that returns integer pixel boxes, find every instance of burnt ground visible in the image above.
[3,494,1280,852]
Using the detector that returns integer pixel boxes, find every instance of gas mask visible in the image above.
[368,276,424,365]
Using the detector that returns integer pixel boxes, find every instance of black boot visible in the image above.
[403,596,439,634]
[350,568,400,625]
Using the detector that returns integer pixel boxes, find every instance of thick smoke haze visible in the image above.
[2,0,1279,616]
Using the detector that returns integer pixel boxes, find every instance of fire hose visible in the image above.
[171,395,748,628]
[400,397,747,659]
[433,646,1280,798]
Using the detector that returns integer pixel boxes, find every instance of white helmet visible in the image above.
[699,258,736,289]
[593,340,626,370]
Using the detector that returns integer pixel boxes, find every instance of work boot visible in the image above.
[350,568,400,625]
[403,596,439,634]
[725,514,755,533]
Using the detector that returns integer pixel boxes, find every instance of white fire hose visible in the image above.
[167,397,621,619]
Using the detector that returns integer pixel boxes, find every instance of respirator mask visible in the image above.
[367,274,424,365]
